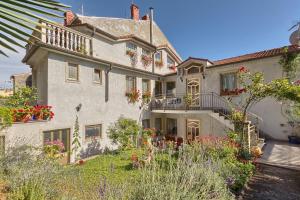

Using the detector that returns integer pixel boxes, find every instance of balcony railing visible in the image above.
[27,21,93,56]
[150,92,262,126]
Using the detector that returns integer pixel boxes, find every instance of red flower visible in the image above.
[238,66,248,73]
[294,80,300,86]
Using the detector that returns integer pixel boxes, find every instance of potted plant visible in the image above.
[183,94,192,110]
[141,54,152,68]
[168,65,177,72]
[142,91,151,103]
[155,60,164,68]
[125,89,140,104]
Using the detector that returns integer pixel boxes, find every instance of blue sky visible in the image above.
[1,0,300,82]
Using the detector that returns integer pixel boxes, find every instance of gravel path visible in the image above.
[238,164,300,200]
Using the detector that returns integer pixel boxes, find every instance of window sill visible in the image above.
[84,137,102,143]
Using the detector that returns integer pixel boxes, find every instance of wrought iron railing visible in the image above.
[150,92,262,127]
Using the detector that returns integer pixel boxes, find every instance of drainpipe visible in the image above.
[150,7,155,73]
[105,65,112,102]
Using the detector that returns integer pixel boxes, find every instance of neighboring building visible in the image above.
[0,3,298,163]
[10,73,32,93]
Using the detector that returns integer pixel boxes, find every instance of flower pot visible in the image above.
[21,114,31,123]
[288,136,300,144]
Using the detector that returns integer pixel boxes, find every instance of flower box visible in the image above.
[12,105,54,123]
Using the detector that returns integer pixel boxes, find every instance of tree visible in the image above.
[236,67,300,121]
[0,0,69,56]
[5,87,37,108]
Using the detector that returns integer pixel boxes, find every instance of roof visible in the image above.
[74,15,182,61]
[212,45,300,66]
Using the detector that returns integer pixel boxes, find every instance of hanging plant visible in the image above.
[125,89,140,104]
[126,50,138,66]
[141,54,152,68]
[155,60,164,68]
[168,65,177,72]
[142,91,151,103]
[279,47,300,80]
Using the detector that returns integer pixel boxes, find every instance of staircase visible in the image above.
[150,92,265,147]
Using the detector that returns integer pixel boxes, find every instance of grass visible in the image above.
[76,148,144,185]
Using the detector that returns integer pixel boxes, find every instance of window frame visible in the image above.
[142,119,150,129]
[126,42,137,53]
[167,55,175,68]
[220,72,238,95]
[166,81,176,97]
[155,51,162,62]
[66,63,79,82]
[142,79,151,93]
[93,68,102,84]
[154,81,163,98]
[85,124,102,141]
[126,76,137,92]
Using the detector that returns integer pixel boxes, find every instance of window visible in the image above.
[155,118,162,132]
[67,63,79,81]
[166,82,176,97]
[142,79,151,93]
[0,136,4,155]
[220,72,237,95]
[155,81,163,97]
[43,129,70,154]
[166,118,177,136]
[85,125,102,140]
[167,55,175,67]
[126,76,136,92]
[155,51,162,62]
[142,49,150,56]
[93,69,102,84]
[187,66,201,74]
[126,42,137,52]
[142,119,150,129]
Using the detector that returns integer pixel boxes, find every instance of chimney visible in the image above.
[142,14,150,20]
[64,11,76,26]
[149,7,154,44]
[131,4,139,20]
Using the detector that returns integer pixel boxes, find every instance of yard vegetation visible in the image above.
[0,117,257,200]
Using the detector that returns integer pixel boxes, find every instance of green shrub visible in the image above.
[5,87,37,108]
[0,106,13,130]
[107,117,141,149]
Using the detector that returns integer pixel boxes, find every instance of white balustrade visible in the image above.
[27,21,93,56]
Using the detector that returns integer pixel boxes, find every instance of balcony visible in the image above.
[26,21,93,56]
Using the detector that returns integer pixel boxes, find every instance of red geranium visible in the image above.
[238,66,249,73]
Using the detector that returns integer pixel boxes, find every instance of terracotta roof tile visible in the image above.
[212,45,300,66]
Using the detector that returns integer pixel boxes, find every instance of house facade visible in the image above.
[0,4,298,163]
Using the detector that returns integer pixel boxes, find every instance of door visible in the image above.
[186,119,200,141]
[43,129,71,164]
[186,78,200,106]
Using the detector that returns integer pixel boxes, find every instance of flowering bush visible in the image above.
[230,109,244,122]
[125,90,140,104]
[33,105,54,120]
[43,140,65,158]
[141,54,152,68]
[142,91,151,103]
[12,107,33,122]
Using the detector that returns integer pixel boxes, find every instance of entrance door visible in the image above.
[186,78,200,106]
[43,129,71,164]
[186,119,200,141]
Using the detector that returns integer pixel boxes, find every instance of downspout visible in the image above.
[105,65,112,102]
[150,7,155,74]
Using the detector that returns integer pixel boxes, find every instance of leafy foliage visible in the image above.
[0,106,13,130]
[107,117,141,149]
[72,115,81,161]
[5,87,37,108]
[0,0,70,56]
[279,47,300,80]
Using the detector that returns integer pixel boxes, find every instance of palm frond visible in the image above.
[0,0,70,56]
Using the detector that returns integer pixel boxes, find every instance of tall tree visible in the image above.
[0,0,70,56]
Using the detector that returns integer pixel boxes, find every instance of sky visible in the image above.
[1,0,300,83]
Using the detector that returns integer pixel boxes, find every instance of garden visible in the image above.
[0,116,258,200]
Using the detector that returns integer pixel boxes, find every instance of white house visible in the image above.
[0,3,299,163]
